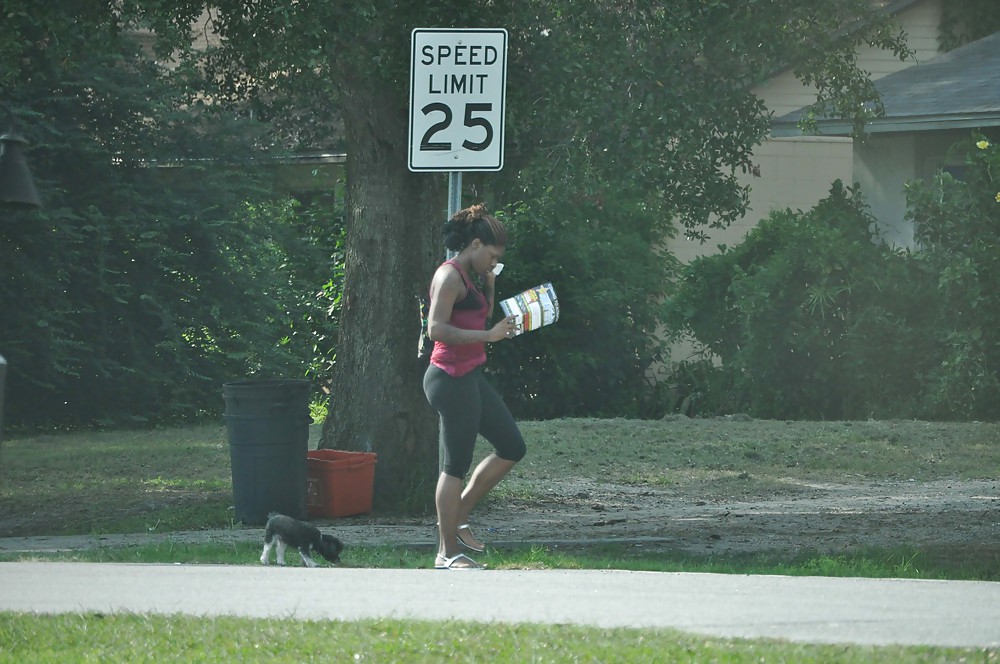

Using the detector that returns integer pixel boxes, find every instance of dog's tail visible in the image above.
[263,512,282,544]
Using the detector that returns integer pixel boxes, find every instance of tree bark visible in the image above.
[319,78,444,511]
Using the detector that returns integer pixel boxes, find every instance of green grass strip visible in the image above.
[0,613,989,663]
[2,542,997,582]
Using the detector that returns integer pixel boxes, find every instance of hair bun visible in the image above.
[442,203,506,252]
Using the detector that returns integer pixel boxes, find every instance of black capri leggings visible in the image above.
[423,364,526,478]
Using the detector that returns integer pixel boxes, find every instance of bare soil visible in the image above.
[2,478,997,560]
[299,475,1000,569]
[463,477,1000,558]
[1,419,998,563]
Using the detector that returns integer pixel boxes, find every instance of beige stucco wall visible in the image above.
[853,134,919,248]
[662,0,944,365]
[754,0,942,117]
[669,136,855,264]
[667,0,943,265]
[854,128,997,250]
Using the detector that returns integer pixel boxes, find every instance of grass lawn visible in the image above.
[1,417,998,580]
[2,612,991,663]
[3,418,998,537]
[1,418,998,661]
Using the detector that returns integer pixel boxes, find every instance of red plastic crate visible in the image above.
[306,450,377,518]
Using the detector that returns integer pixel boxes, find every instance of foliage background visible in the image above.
[905,135,1000,419]
[0,14,342,428]
[474,0,908,420]
[664,134,1000,421]
[6,2,994,435]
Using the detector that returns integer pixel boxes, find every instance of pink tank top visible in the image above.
[430,260,488,377]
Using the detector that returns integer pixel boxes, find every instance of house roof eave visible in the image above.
[771,111,1000,138]
[772,31,1000,139]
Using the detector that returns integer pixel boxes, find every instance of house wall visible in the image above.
[662,0,943,363]
[668,136,854,265]
[853,133,918,247]
[853,131,964,249]
[855,129,1000,249]
[858,0,942,73]
[666,0,943,264]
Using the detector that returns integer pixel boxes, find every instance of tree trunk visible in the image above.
[319,79,444,511]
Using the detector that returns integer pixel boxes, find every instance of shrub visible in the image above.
[906,133,1000,419]
[0,36,342,429]
[488,167,675,420]
[664,181,933,419]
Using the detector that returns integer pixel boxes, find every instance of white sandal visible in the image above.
[456,524,486,553]
[435,522,487,553]
[434,552,486,570]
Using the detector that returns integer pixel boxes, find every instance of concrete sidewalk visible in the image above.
[2,561,999,648]
[3,528,999,649]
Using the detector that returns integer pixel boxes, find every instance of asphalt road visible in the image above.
[2,562,999,648]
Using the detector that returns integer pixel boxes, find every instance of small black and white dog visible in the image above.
[259,512,344,568]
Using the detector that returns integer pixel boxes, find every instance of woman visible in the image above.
[423,204,524,570]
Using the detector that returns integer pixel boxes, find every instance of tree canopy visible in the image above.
[0,2,337,427]
[3,1,911,506]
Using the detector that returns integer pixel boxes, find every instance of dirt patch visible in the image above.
[2,478,998,559]
[304,476,1000,568]
[458,478,1000,558]
[2,419,998,561]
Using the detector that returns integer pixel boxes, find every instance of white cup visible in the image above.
[492,263,504,276]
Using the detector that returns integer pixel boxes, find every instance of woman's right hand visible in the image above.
[488,316,518,342]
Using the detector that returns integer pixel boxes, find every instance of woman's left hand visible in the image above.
[487,316,518,342]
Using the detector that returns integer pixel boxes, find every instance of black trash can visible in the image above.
[223,379,311,525]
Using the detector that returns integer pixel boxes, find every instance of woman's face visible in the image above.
[471,240,505,277]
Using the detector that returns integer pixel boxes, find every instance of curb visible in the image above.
[0,529,678,555]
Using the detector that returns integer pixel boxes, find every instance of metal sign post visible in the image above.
[441,171,460,480]
[446,171,462,259]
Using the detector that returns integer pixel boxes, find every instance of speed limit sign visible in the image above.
[408,28,507,172]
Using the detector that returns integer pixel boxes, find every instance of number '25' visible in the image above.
[419,103,493,152]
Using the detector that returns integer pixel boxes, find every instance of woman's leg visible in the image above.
[424,366,482,566]
[455,454,516,550]
[456,374,526,546]
[436,471,465,558]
